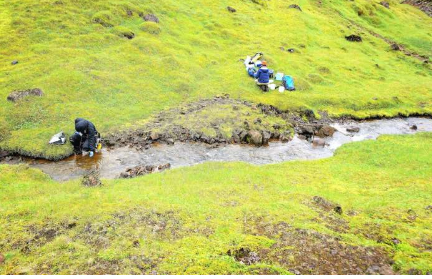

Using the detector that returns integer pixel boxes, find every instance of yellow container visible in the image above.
[97,143,102,151]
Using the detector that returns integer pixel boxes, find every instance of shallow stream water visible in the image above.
[11,117,432,181]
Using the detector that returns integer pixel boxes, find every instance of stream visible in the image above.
[5,117,432,181]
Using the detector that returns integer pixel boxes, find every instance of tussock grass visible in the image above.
[1,134,432,274]
[0,0,431,157]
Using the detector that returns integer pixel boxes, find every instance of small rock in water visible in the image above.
[410,124,418,130]
[120,163,171,179]
[312,138,326,147]
[347,126,360,133]
[315,125,336,137]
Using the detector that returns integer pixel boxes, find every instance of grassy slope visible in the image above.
[1,133,432,274]
[0,0,431,158]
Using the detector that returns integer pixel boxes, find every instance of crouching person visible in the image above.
[70,118,99,157]
[255,61,270,92]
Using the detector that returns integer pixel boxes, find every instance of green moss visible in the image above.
[140,22,161,35]
[1,134,432,274]
[0,0,431,159]
[113,26,135,39]
[92,11,117,27]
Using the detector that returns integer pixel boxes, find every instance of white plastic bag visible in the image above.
[279,86,285,93]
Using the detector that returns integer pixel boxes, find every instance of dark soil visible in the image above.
[82,170,102,187]
[242,216,395,275]
[7,88,44,102]
[348,20,430,64]
[345,34,362,42]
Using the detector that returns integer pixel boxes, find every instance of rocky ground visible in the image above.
[103,95,337,151]
[403,0,432,17]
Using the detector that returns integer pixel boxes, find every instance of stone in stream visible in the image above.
[120,163,171,179]
[410,124,418,130]
[312,138,326,147]
[315,125,336,138]
[7,88,44,102]
[347,126,360,133]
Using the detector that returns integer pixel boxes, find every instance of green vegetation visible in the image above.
[1,133,432,274]
[0,0,431,158]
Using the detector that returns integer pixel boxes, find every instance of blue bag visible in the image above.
[282,75,295,91]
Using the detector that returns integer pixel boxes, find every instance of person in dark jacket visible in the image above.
[254,61,270,84]
[70,118,98,157]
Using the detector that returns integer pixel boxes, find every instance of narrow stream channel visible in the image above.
[6,117,432,181]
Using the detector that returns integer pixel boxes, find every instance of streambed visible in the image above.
[6,117,432,181]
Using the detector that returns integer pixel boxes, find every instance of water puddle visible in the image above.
[10,117,432,181]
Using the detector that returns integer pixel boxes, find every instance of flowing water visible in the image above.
[8,117,432,181]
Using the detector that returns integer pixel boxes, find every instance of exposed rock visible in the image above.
[391,238,401,245]
[150,131,160,141]
[312,138,326,147]
[315,125,336,138]
[347,126,360,133]
[288,4,302,11]
[391,43,401,51]
[345,35,362,42]
[262,131,271,144]
[120,163,171,179]
[7,88,44,102]
[0,253,4,264]
[247,130,263,146]
[312,196,343,214]
[143,14,159,23]
[11,60,18,65]
[426,205,432,212]
[410,124,418,130]
[227,6,236,12]
[380,1,390,8]
[228,247,260,265]
[402,0,432,17]
[82,170,102,187]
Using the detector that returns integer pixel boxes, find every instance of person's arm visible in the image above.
[254,69,261,79]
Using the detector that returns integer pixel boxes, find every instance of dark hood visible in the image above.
[75,118,88,132]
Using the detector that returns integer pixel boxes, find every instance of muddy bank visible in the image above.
[5,117,432,181]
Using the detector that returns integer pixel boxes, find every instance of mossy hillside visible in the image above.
[0,0,431,158]
[1,133,432,274]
